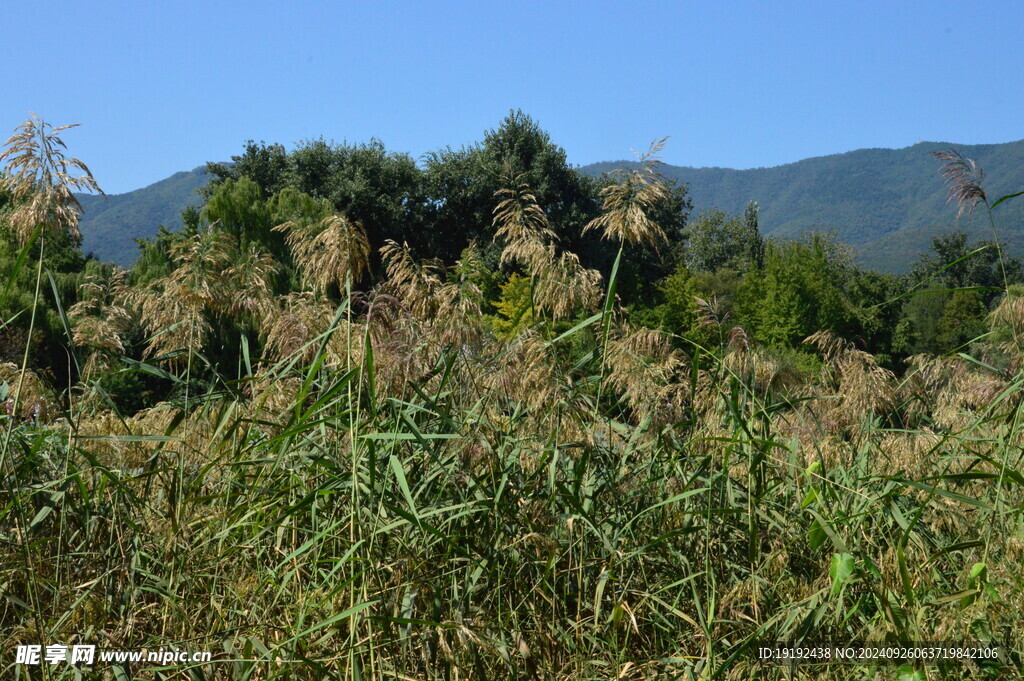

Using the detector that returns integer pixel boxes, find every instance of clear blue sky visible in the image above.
[3,1,1023,194]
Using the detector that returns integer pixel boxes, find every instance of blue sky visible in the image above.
[3,1,1023,194]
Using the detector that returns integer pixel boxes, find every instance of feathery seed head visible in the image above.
[933,149,987,218]
[275,213,370,293]
[584,138,671,247]
[0,114,103,246]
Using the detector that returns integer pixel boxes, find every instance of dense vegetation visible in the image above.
[78,137,1024,273]
[585,139,1024,273]
[3,114,1023,680]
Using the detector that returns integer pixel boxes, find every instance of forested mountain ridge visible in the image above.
[584,140,1024,272]
[76,166,208,265]
[75,139,1024,272]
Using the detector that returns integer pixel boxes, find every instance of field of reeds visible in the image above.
[2,120,1023,680]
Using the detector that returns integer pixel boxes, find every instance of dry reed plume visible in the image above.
[128,225,276,363]
[584,137,671,247]
[933,149,987,218]
[493,174,602,320]
[0,362,52,420]
[275,213,370,292]
[69,269,133,377]
[0,113,102,245]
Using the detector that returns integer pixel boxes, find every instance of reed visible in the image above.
[2,125,1022,681]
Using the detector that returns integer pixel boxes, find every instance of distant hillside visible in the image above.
[76,141,1024,272]
[76,167,209,265]
[583,140,1024,272]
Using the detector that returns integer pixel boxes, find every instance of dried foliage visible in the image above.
[804,330,896,431]
[493,174,601,320]
[275,213,370,292]
[128,226,275,362]
[989,286,1024,363]
[432,244,486,349]
[68,269,133,376]
[902,353,1009,430]
[260,292,337,364]
[380,239,446,318]
[933,149,987,218]
[0,362,52,420]
[0,113,102,245]
[480,330,557,407]
[493,175,557,268]
[605,326,689,426]
[224,244,278,318]
[721,325,804,395]
[532,249,602,322]
[584,137,670,247]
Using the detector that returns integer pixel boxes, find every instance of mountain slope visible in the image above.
[76,141,1024,272]
[77,167,209,265]
[583,140,1024,272]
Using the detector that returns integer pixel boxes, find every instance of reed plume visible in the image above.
[584,137,670,247]
[492,173,601,321]
[933,149,987,218]
[0,362,52,420]
[805,330,896,431]
[379,239,446,319]
[605,325,689,427]
[0,114,102,245]
[275,213,370,292]
[128,226,235,361]
[69,268,133,377]
[260,292,336,364]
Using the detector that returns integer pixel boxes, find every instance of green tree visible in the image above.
[421,110,602,265]
[286,138,422,259]
[685,206,763,275]
[202,177,274,251]
[632,265,736,348]
[898,285,949,355]
[844,268,904,364]
[206,140,289,199]
[491,273,534,338]
[211,137,421,271]
[898,231,1024,355]
[738,233,858,348]
[911,231,1022,300]
[743,200,765,270]
[937,289,988,351]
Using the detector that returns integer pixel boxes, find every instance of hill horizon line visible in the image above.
[75,136,1024,273]
[89,137,1024,199]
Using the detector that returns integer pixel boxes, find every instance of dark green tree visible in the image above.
[743,200,765,270]
[421,110,602,265]
[202,177,274,251]
[911,231,1022,299]
[937,289,988,350]
[737,233,858,348]
[685,206,762,275]
[287,138,421,253]
[206,140,289,199]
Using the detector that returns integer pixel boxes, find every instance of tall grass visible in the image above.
[2,137,1023,681]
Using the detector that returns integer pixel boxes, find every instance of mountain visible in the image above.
[582,140,1024,272]
[76,167,209,265]
[75,140,1024,272]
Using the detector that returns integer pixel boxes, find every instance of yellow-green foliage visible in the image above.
[491,272,534,338]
